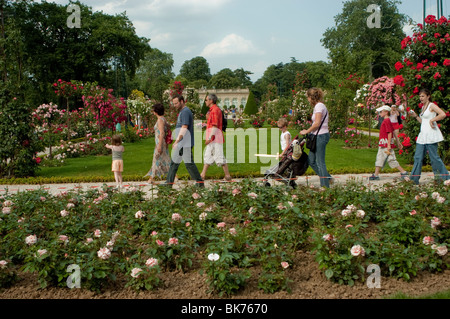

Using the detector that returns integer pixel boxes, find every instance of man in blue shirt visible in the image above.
[164,94,204,188]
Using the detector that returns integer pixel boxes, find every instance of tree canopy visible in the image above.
[179,56,212,84]
[10,0,150,104]
[321,0,408,80]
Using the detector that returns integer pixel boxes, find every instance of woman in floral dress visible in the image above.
[145,104,171,184]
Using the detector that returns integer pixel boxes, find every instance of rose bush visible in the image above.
[394,15,450,163]
[0,179,448,294]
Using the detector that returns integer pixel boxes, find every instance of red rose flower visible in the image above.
[395,62,404,71]
[434,72,441,79]
[393,75,405,87]
[444,59,450,67]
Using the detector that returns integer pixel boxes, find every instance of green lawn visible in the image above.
[387,289,450,299]
[36,128,412,180]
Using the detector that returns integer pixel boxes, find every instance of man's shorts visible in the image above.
[375,147,399,169]
[204,142,226,167]
[112,160,124,172]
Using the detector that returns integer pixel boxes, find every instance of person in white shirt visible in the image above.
[409,89,449,185]
[278,117,292,158]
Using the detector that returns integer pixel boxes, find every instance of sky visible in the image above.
[39,0,448,82]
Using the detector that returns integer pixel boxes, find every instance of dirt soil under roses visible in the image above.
[1,250,449,300]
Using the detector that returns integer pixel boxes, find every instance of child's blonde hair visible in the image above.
[278,117,288,128]
[111,135,122,146]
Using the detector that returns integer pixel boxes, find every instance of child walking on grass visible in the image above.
[370,105,408,181]
[105,135,125,189]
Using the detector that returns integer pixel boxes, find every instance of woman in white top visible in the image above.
[409,89,449,185]
[300,88,333,188]
[278,118,292,158]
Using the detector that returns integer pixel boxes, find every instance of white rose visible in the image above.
[208,253,220,262]
[436,245,448,256]
[25,235,37,245]
[350,245,365,257]
[131,268,143,278]
[97,247,111,260]
[356,210,366,218]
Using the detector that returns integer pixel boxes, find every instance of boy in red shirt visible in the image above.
[369,105,409,181]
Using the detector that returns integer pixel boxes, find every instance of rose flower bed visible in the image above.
[0,179,448,296]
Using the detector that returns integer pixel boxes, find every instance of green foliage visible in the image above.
[0,178,448,295]
[0,8,44,178]
[133,49,175,102]
[244,91,258,116]
[10,1,150,106]
[321,0,407,80]
[395,16,450,163]
[180,56,212,84]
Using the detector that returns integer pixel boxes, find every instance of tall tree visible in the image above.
[321,0,407,80]
[11,0,150,104]
[0,0,43,178]
[208,68,240,89]
[179,56,211,84]
[233,68,253,88]
[133,48,175,102]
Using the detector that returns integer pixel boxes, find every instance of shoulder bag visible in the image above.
[306,112,328,153]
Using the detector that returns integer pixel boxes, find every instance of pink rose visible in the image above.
[97,247,111,260]
[60,209,69,217]
[146,258,158,268]
[281,262,289,269]
[156,240,165,246]
[409,210,417,216]
[229,228,237,236]
[36,249,48,257]
[192,193,201,199]
[196,202,205,208]
[168,237,178,245]
[247,192,258,199]
[232,188,241,196]
[94,229,102,237]
[423,236,434,245]
[151,231,158,236]
[171,213,182,221]
[59,235,69,242]
[131,268,143,278]
[350,245,366,257]
[135,211,145,219]
[217,222,226,229]
[0,260,8,269]
[430,217,441,229]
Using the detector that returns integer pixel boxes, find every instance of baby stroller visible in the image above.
[264,136,309,188]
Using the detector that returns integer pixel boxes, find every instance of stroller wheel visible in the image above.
[264,182,271,187]
[289,180,297,189]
